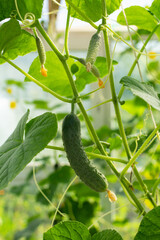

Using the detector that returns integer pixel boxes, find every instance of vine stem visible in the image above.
[32,164,64,217]
[121,124,160,177]
[101,0,155,212]
[36,13,146,215]
[46,145,128,164]
[0,56,72,103]
[64,5,71,58]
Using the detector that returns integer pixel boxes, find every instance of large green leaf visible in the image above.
[43,221,91,240]
[92,229,123,240]
[26,53,114,97]
[0,19,21,53]
[0,110,57,190]
[106,0,122,15]
[0,30,37,64]
[150,0,160,20]
[120,76,160,111]
[26,51,73,97]
[66,0,122,22]
[134,206,160,239]
[117,6,160,38]
[0,0,44,21]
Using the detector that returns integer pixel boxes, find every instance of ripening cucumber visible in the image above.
[62,113,108,192]
[91,65,100,78]
[86,31,101,67]
[76,58,100,79]
[35,36,46,67]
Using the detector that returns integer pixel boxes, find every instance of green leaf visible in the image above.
[0,110,57,190]
[134,206,160,239]
[43,221,91,240]
[105,0,122,15]
[92,229,123,240]
[150,0,160,20]
[66,0,102,22]
[66,0,122,23]
[5,79,24,88]
[120,76,160,111]
[75,57,116,92]
[0,30,37,64]
[26,51,73,97]
[26,53,116,97]
[133,180,158,192]
[117,6,160,37]
[0,19,21,53]
[0,0,44,21]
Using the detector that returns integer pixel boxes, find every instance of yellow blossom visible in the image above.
[10,101,16,109]
[107,190,117,202]
[7,88,12,94]
[148,51,156,60]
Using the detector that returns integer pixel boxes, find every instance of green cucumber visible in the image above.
[35,36,46,67]
[62,113,108,192]
[91,65,100,78]
[86,31,101,67]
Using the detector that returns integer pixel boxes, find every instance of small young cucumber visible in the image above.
[86,31,101,70]
[62,113,108,192]
[35,36,46,67]
[91,65,100,78]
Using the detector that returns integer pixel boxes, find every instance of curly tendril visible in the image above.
[23,12,36,27]
[14,0,35,27]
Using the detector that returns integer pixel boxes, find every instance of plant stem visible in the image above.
[36,14,146,214]
[46,145,128,164]
[101,0,151,213]
[64,5,71,59]
[0,56,72,103]
[35,20,65,61]
[118,24,160,100]
[121,125,160,178]
[152,178,160,197]
[79,98,113,114]
[61,55,146,214]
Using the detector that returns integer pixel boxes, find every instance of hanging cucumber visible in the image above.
[62,113,108,192]
[86,31,101,72]
[35,35,47,77]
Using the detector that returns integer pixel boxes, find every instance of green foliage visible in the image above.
[0,110,57,190]
[0,0,44,21]
[92,229,123,240]
[26,54,112,97]
[66,0,122,22]
[0,30,37,64]
[43,221,91,240]
[1,0,160,239]
[0,19,21,53]
[150,0,160,20]
[120,76,160,111]
[117,6,160,38]
[44,220,122,240]
[26,51,73,96]
[134,206,160,239]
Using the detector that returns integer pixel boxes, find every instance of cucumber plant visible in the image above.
[0,0,160,239]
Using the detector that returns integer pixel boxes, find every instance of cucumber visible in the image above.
[91,65,100,78]
[35,36,46,67]
[62,113,108,192]
[86,31,101,67]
